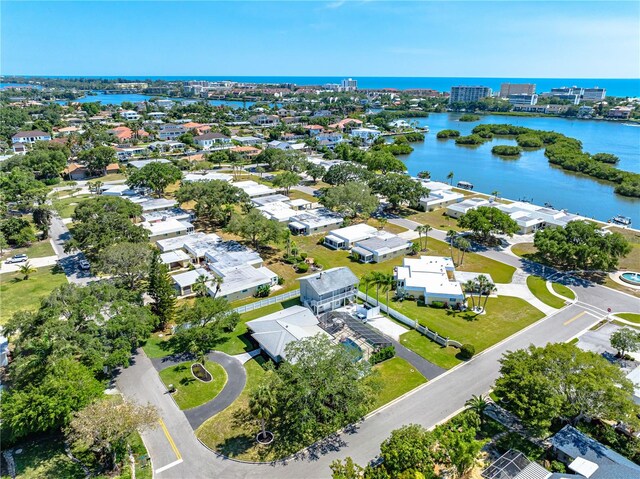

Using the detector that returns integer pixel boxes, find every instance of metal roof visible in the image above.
[299,267,358,296]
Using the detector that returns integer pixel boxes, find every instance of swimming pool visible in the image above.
[341,338,363,361]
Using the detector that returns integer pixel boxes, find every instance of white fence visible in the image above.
[234,289,301,314]
[357,291,462,348]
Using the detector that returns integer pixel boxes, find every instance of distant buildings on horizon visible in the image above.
[449,82,607,105]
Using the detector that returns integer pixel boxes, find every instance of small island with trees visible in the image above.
[491,145,522,157]
[436,129,461,139]
[458,113,481,122]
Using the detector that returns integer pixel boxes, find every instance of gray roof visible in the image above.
[355,234,411,254]
[550,425,640,479]
[299,267,358,295]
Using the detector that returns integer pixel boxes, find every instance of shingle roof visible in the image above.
[298,267,358,296]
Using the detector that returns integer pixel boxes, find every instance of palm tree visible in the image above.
[464,280,477,311]
[210,276,224,298]
[371,271,386,305]
[248,384,277,443]
[422,225,432,251]
[447,171,454,185]
[465,394,490,426]
[491,190,500,199]
[193,274,210,297]
[380,273,395,307]
[19,261,36,280]
[416,225,424,250]
[281,229,292,257]
[446,230,457,261]
[361,273,373,304]
[378,217,388,230]
[455,237,471,266]
[481,279,497,312]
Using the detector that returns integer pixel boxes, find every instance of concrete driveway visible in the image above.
[1,254,58,274]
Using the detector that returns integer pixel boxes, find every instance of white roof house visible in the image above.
[156,232,219,252]
[137,198,177,212]
[288,209,344,236]
[160,250,191,267]
[251,194,291,206]
[142,218,194,240]
[395,256,465,306]
[323,224,378,250]
[204,241,263,275]
[232,180,276,198]
[446,197,491,219]
[183,172,233,183]
[211,264,278,301]
[128,158,171,169]
[171,268,213,296]
[257,202,299,222]
[142,207,192,224]
[183,235,227,261]
[352,232,412,263]
[246,306,328,362]
[102,184,138,196]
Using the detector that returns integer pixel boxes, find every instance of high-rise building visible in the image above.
[508,94,538,106]
[341,78,358,91]
[499,83,536,98]
[582,88,606,102]
[449,86,492,103]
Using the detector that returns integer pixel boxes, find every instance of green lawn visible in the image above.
[142,299,300,359]
[386,296,544,353]
[3,431,151,479]
[526,276,567,309]
[369,357,427,410]
[1,240,54,261]
[52,194,92,218]
[617,313,640,324]
[159,360,227,410]
[0,266,68,324]
[551,282,576,300]
[196,356,274,462]
[399,330,462,370]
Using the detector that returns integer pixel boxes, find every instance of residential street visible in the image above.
[48,214,97,285]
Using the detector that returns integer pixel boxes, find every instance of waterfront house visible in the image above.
[350,127,381,143]
[607,106,633,119]
[446,197,491,219]
[246,306,327,363]
[417,180,464,211]
[299,267,359,315]
[395,256,465,307]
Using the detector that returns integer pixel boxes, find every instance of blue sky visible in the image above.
[2,1,638,78]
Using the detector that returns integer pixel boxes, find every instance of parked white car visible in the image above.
[6,254,28,264]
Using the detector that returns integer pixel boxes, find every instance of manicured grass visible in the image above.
[617,313,640,324]
[369,357,427,410]
[406,209,465,232]
[141,332,172,358]
[196,356,275,462]
[0,266,68,324]
[52,194,92,218]
[399,330,462,370]
[1,240,54,261]
[389,296,544,353]
[287,189,318,203]
[526,276,567,309]
[159,360,227,410]
[511,242,538,259]
[551,282,576,300]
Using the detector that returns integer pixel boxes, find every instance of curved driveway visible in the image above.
[151,352,247,430]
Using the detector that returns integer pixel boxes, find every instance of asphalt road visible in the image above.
[49,214,96,285]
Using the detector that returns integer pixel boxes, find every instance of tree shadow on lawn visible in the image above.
[445,308,480,322]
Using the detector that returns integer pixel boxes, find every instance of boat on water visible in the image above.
[610,215,632,226]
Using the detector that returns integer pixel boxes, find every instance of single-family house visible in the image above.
[246,306,328,362]
[418,180,465,211]
[156,232,220,253]
[446,197,491,219]
[160,250,191,270]
[11,143,27,155]
[267,140,293,150]
[316,132,344,149]
[172,268,213,296]
[550,425,640,479]
[63,162,89,180]
[394,256,466,306]
[231,135,263,146]
[288,209,344,236]
[299,267,359,315]
[142,218,194,241]
[350,127,381,143]
[304,124,324,136]
[250,114,280,126]
[231,146,261,159]
[121,110,140,121]
[158,124,187,140]
[11,130,51,144]
[323,224,378,250]
[352,232,412,263]
[329,118,363,131]
[128,158,171,169]
[194,132,231,150]
[183,172,233,183]
[232,180,276,198]
[210,264,278,302]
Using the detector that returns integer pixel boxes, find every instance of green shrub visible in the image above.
[277,276,285,285]
[430,300,445,309]
[254,284,270,298]
[300,252,308,260]
[369,346,396,365]
[295,262,309,273]
[459,343,475,360]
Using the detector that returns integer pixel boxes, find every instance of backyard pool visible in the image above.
[341,338,364,361]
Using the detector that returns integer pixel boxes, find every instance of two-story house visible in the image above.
[11,130,52,144]
[194,132,231,150]
[298,267,359,315]
[158,124,187,141]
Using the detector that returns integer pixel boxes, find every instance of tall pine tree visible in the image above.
[148,249,176,329]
